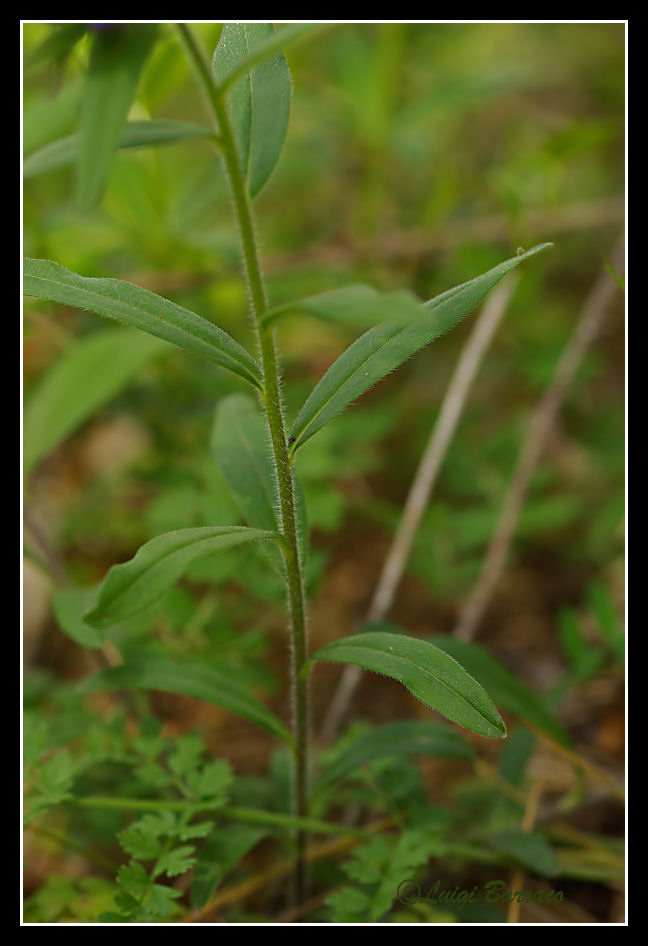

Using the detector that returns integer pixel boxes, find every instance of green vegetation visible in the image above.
[23,22,624,925]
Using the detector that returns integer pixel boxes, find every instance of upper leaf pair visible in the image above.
[23,244,552,472]
[24,23,303,205]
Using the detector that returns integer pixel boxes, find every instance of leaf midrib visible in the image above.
[91,527,277,618]
[25,268,261,387]
[331,639,500,732]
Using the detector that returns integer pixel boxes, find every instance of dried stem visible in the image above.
[454,233,625,643]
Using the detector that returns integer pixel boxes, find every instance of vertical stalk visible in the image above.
[176,24,310,903]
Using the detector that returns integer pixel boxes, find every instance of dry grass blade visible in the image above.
[454,233,625,643]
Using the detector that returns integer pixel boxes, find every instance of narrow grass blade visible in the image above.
[80,656,292,745]
[306,630,506,739]
[289,244,552,454]
[430,634,573,747]
[78,24,159,209]
[23,327,167,479]
[23,258,262,389]
[85,526,285,629]
[212,23,291,197]
[24,120,215,179]
[315,720,473,794]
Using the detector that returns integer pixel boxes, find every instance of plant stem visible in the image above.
[175,23,310,903]
[72,797,364,837]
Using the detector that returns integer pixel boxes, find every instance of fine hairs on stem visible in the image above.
[26,24,612,924]
[175,23,311,902]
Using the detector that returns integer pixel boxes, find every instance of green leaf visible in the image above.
[118,825,163,861]
[326,885,371,922]
[155,845,196,879]
[306,630,506,739]
[140,882,182,918]
[261,284,424,331]
[185,759,233,804]
[27,23,88,69]
[78,24,159,209]
[52,586,105,649]
[212,23,291,197]
[429,634,572,747]
[23,327,167,479]
[117,861,149,898]
[23,258,262,390]
[210,393,309,574]
[316,720,474,793]
[369,829,444,921]
[80,655,292,745]
[213,24,323,93]
[167,733,205,778]
[211,393,281,554]
[289,244,552,454]
[558,609,606,680]
[587,579,625,665]
[191,824,269,910]
[84,526,284,628]
[485,829,558,876]
[24,119,214,179]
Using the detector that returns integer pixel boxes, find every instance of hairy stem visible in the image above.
[175,23,310,903]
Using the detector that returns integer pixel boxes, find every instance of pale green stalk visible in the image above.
[175,23,310,903]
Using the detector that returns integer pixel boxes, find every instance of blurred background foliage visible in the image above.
[22,20,625,924]
[23,20,624,738]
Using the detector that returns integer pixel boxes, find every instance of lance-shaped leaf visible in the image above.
[78,24,159,209]
[305,630,506,739]
[24,119,215,179]
[23,258,262,389]
[211,393,308,574]
[429,634,572,747]
[211,393,281,540]
[80,656,292,745]
[85,526,286,629]
[23,327,167,479]
[289,244,552,454]
[315,720,474,796]
[213,24,324,93]
[212,23,291,198]
[261,284,424,331]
